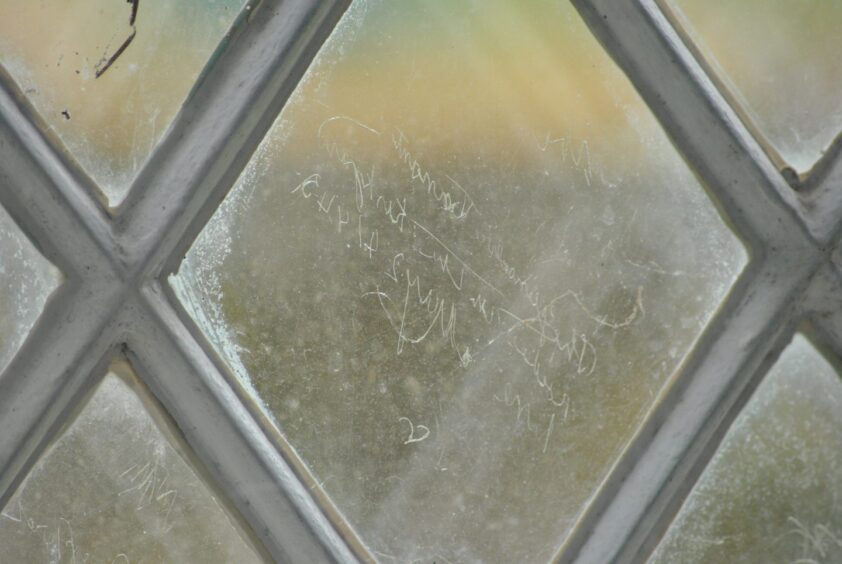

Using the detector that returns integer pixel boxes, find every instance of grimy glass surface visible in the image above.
[650,335,842,563]
[0,204,61,373]
[0,366,264,563]
[0,0,244,206]
[667,0,842,173]
[172,0,746,561]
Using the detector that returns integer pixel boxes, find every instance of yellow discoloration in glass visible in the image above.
[174,1,746,561]
[667,0,842,173]
[0,0,244,205]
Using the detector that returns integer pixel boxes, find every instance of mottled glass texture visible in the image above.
[650,335,842,563]
[667,0,842,173]
[0,0,244,206]
[173,1,746,561]
[0,368,264,563]
[0,204,61,373]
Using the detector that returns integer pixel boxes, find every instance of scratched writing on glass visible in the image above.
[285,115,643,454]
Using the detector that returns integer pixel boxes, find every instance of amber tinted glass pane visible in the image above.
[0,367,263,562]
[173,0,746,561]
[0,0,244,205]
[0,204,61,372]
[650,335,842,563]
[667,0,842,172]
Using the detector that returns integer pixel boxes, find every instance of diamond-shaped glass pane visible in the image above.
[173,1,747,560]
[0,363,264,562]
[666,0,842,173]
[0,0,245,206]
[0,204,61,373]
[650,334,842,563]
